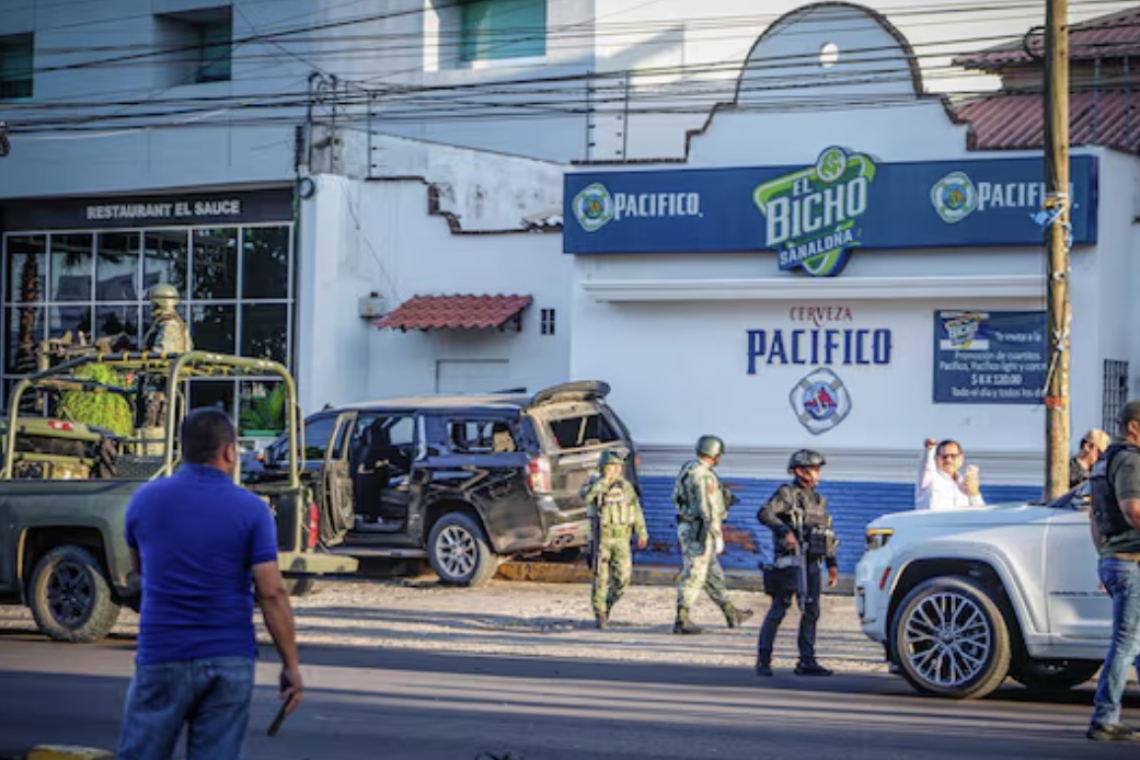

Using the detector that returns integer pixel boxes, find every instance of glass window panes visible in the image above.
[96,232,140,301]
[49,305,92,342]
[3,221,293,400]
[241,303,287,364]
[143,231,188,296]
[7,235,46,303]
[6,305,42,373]
[0,34,33,100]
[189,380,235,416]
[197,19,232,83]
[50,234,93,301]
[242,227,289,299]
[460,0,546,62]
[96,305,140,349]
[190,303,235,354]
[192,228,237,300]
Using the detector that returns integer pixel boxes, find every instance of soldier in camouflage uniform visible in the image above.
[141,284,193,430]
[672,435,753,635]
[580,449,648,629]
[143,283,193,355]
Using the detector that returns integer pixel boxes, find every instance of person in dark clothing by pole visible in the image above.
[1086,402,1140,742]
[755,449,839,677]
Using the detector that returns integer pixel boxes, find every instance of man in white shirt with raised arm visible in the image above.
[915,438,985,511]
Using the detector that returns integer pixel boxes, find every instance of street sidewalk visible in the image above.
[495,559,855,594]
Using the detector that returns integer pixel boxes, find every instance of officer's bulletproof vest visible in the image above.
[597,481,636,529]
[1091,443,1140,542]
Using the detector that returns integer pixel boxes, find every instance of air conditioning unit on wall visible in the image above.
[358,292,386,319]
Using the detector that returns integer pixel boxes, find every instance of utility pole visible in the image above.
[1043,0,1070,500]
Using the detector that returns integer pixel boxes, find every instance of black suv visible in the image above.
[258,381,639,586]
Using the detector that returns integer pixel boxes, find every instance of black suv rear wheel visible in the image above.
[428,512,498,587]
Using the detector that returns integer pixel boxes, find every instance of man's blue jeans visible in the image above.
[117,657,255,760]
[1092,557,1140,727]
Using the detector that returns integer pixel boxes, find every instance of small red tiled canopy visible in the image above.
[376,294,533,331]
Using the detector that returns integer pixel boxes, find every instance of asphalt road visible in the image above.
[1,630,1137,760]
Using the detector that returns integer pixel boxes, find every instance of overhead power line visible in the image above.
[3,0,1135,137]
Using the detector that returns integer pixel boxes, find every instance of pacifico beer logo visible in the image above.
[752,146,877,278]
[572,183,615,232]
[930,171,979,224]
[572,182,703,233]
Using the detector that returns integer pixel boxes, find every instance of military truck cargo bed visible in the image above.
[0,349,357,644]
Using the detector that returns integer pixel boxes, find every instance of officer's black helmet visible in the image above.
[696,435,725,459]
[788,449,826,473]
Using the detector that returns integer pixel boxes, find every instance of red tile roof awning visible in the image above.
[376,294,533,331]
[955,7,1140,69]
[955,90,1140,153]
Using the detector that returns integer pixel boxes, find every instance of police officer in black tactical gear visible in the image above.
[1086,400,1140,742]
[755,449,839,677]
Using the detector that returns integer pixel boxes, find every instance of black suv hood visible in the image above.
[527,381,611,409]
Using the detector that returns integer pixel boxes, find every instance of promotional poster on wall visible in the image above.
[933,310,1047,404]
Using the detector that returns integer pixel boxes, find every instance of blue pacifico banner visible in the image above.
[564,147,1098,277]
[933,310,1047,405]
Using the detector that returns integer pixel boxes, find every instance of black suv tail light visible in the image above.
[526,455,552,494]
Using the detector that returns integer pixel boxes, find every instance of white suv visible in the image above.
[855,484,1109,699]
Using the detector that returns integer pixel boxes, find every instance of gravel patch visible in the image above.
[0,578,886,674]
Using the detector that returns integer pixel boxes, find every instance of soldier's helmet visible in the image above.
[598,448,625,467]
[788,449,826,473]
[147,283,180,305]
[695,435,725,460]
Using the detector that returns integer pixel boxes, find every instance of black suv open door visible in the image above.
[320,411,357,545]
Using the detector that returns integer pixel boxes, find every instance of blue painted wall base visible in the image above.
[634,476,1041,574]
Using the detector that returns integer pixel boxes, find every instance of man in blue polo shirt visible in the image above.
[116,408,303,760]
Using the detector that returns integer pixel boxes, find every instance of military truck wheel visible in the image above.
[428,512,498,587]
[29,545,121,643]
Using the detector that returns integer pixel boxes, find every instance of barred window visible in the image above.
[1103,359,1129,433]
[540,307,555,335]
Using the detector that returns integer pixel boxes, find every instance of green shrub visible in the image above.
[241,383,287,434]
[58,363,134,438]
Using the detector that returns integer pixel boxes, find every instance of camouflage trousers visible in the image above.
[676,526,730,611]
[592,537,633,616]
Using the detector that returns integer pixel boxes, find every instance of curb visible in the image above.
[25,748,114,760]
[496,560,855,595]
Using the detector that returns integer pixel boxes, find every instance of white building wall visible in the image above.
[297,171,570,411]
[1094,151,1140,404]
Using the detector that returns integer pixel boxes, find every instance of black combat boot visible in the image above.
[724,603,754,628]
[794,661,834,676]
[754,662,774,677]
[673,607,703,635]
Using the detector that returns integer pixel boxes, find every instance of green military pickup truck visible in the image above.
[0,350,357,643]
